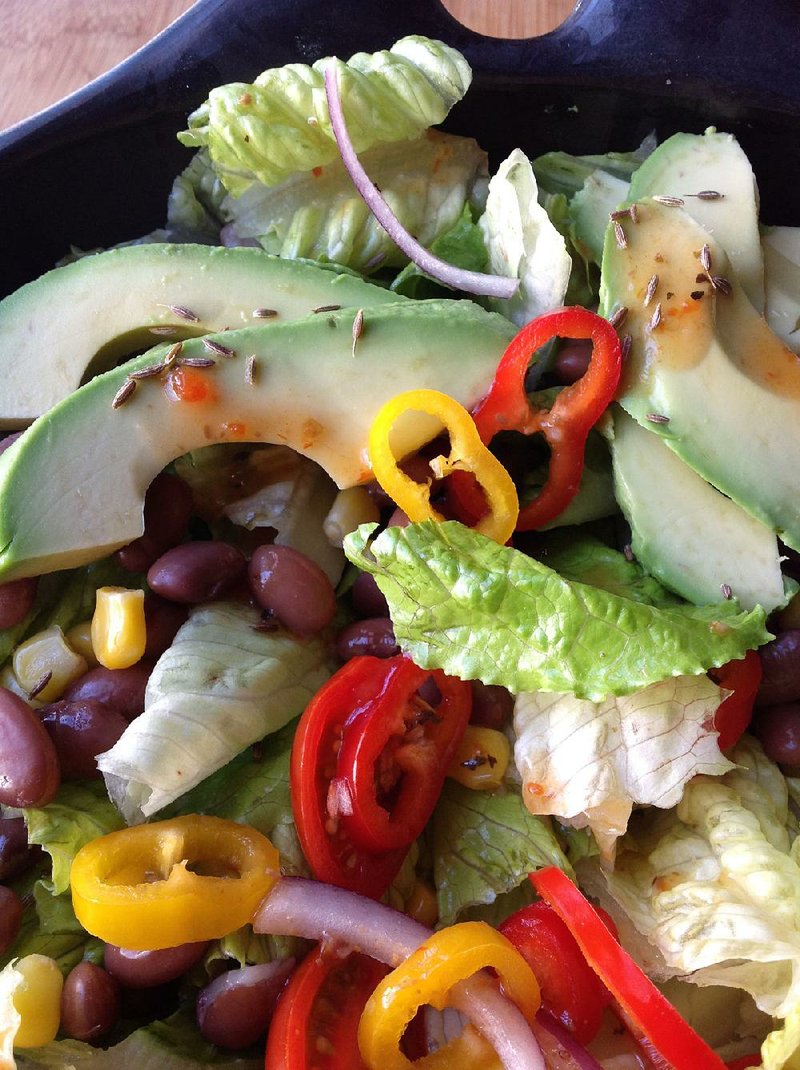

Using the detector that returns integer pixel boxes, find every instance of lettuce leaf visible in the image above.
[532,138,654,199]
[390,203,488,298]
[514,674,733,860]
[98,602,337,822]
[179,36,471,197]
[344,521,770,700]
[432,780,571,926]
[478,148,572,326]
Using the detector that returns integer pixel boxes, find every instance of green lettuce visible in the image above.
[537,531,679,605]
[179,36,471,197]
[532,138,654,199]
[344,521,770,700]
[391,203,488,298]
[98,601,337,822]
[165,151,227,242]
[514,674,732,860]
[432,780,570,927]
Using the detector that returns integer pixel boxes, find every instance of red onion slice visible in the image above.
[323,63,519,300]
[534,1010,606,1070]
[254,876,545,1070]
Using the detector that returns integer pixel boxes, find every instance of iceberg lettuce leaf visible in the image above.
[344,521,770,700]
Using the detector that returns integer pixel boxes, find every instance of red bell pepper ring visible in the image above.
[450,306,623,531]
[530,867,728,1070]
[291,655,470,898]
[709,649,762,751]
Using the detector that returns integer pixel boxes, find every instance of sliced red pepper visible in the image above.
[499,901,612,1046]
[291,655,470,898]
[265,946,389,1070]
[725,1057,761,1070]
[529,867,727,1070]
[709,649,762,751]
[449,307,622,531]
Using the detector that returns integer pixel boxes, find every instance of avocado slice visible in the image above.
[601,198,800,551]
[609,407,787,611]
[0,244,406,428]
[0,300,514,581]
[763,226,800,353]
[628,130,764,311]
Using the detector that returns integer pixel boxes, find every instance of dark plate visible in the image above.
[1,0,799,295]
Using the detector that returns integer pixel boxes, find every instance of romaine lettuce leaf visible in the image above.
[432,779,571,926]
[216,131,486,273]
[532,138,654,199]
[390,203,488,298]
[179,36,471,197]
[514,674,733,860]
[98,602,337,822]
[344,521,770,700]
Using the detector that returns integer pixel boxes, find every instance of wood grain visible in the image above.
[0,0,575,131]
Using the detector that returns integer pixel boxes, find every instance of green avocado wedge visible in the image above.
[0,300,514,581]
[0,244,406,428]
[600,198,800,551]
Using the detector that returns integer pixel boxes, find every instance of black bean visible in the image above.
[148,542,246,604]
[752,702,800,767]
[0,577,38,629]
[0,886,23,956]
[196,959,294,1050]
[39,699,128,779]
[116,473,194,573]
[0,816,34,881]
[64,663,152,722]
[552,339,593,385]
[336,618,399,661]
[143,594,188,660]
[60,961,120,1042]
[104,941,210,988]
[0,687,60,807]
[756,630,800,706]
[248,545,336,637]
[469,681,515,730]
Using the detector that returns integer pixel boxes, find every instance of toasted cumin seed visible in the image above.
[648,302,663,330]
[163,342,184,370]
[180,356,217,369]
[711,275,733,296]
[149,325,179,337]
[28,671,52,700]
[653,194,685,207]
[613,220,627,249]
[253,307,278,319]
[623,543,635,562]
[646,411,670,424]
[352,309,365,357]
[720,582,733,600]
[245,354,257,385]
[629,203,640,224]
[111,378,137,409]
[158,303,200,322]
[312,304,342,314]
[700,243,712,272]
[609,208,631,221]
[620,334,632,361]
[644,273,659,306]
[691,190,724,200]
[128,362,167,380]
[608,305,628,330]
[203,337,236,358]
[690,290,705,301]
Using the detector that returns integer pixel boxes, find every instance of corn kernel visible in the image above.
[91,587,146,670]
[323,487,380,547]
[0,665,43,709]
[12,626,88,703]
[404,878,439,927]
[447,726,511,791]
[12,954,63,1048]
[65,619,98,666]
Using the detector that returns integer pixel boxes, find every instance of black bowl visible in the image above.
[1,0,799,296]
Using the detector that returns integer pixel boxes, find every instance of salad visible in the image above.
[0,29,799,1070]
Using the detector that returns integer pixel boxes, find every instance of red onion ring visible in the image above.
[254,876,545,1070]
[534,1009,606,1070]
[323,63,519,300]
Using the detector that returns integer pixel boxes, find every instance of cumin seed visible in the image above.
[149,326,178,337]
[128,362,167,380]
[692,190,724,200]
[613,220,627,249]
[111,378,137,409]
[608,305,628,330]
[158,302,200,323]
[648,302,663,331]
[28,670,52,700]
[644,273,659,306]
[252,307,278,319]
[646,411,670,424]
[162,341,184,369]
[620,334,632,362]
[312,304,342,314]
[629,203,640,224]
[609,208,631,221]
[700,243,712,272]
[180,356,216,369]
[720,582,733,600]
[653,194,685,207]
[711,275,733,296]
[245,354,257,385]
[352,309,364,357]
[203,337,236,358]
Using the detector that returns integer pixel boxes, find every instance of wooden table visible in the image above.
[0,1,575,131]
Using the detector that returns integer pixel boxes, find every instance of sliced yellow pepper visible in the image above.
[71,815,280,951]
[358,921,540,1070]
[368,389,518,545]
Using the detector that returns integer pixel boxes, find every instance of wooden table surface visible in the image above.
[0,1,576,131]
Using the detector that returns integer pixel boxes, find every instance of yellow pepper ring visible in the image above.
[70,815,280,951]
[357,921,541,1070]
[368,389,519,545]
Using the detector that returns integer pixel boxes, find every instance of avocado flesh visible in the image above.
[601,198,800,551]
[628,130,764,310]
[763,227,800,354]
[0,244,406,428]
[609,407,787,612]
[0,300,514,581]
